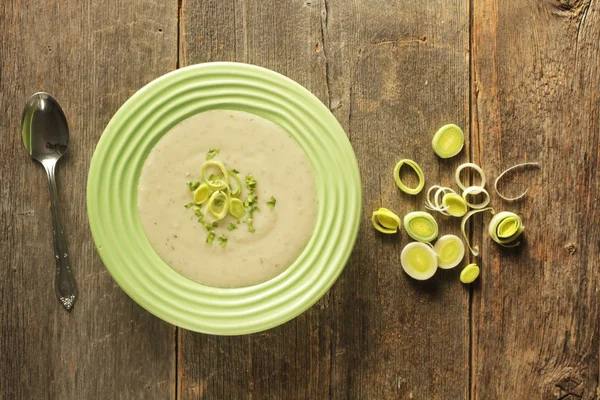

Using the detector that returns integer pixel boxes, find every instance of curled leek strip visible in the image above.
[494,162,540,201]
[460,263,480,283]
[442,193,468,217]
[432,124,465,158]
[488,211,524,247]
[425,186,455,215]
[229,198,246,219]
[206,190,229,220]
[371,208,402,234]
[404,211,438,242]
[228,170,243,197]
[201,160,229,190]
[462,186,491,209]
[433,234,465,269]
[394,159,425,195]
[193,184,210,204]
[455,163,486,191]
[461,207,495,256]
[401,242,439,280]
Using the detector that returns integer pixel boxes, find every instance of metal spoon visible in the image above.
[21,92,76,311]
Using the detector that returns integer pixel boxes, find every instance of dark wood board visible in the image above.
[179,0,470,398]
[472,0,600,399]
[0,0,177,398]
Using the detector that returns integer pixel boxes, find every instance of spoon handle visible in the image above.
[43,160,77,310]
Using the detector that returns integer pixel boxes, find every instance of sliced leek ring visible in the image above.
[394,159,425,195]
[206,190,229,220]
[460,263,480,283]
[432,124,465,158]
[442,193,468,217]
[455,163,486,191]
[201,160,229,190]
[404,211,438,242]
[229,198,246,219]
[371,208,401,234]
[433,234,465,269]
[488,211,524,247]
[401,242,438,280]
[193,184,210,204]
[461,186,491,209]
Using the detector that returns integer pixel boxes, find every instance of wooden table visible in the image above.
[1,0,598,399]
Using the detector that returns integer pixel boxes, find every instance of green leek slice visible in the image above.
[228,170,243,197]
[433,234,465,269]
[488,211,524,247]
[229,198,246,219]
[455,163,486,191]
[494,162,540,201]
[401,242,439,280]
[193,184,210,204]
[442,193,468,217]
[403,211,438,242]
[371,208,401,234]
[394,159,425,195]
[202,160,229,190]
[432,124,465,158]
[460,263,480,283]
[461,207,495,256]
[461,186,491,209]
[206,190,229,220]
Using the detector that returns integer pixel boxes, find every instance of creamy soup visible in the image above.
[138,110,317,288]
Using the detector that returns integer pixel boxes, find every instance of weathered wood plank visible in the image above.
[179,1,332,399]
[179,0,470,398]
[0,1,177,398]
[324,1,471,398]
[472,0,600,398]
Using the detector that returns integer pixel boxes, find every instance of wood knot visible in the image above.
[565,243,577,255]
[550,0,590,15]
[554,376,583,399]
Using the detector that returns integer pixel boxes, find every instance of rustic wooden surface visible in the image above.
[0,0,598,399]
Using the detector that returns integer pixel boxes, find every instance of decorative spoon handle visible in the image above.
[43,160,76,310]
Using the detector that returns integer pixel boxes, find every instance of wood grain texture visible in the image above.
[472,0,600,399]
[0,0,177,398]
[179,0,470,398]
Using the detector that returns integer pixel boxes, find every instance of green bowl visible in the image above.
[87,62,361,335]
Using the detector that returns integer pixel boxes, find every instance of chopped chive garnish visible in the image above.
[218,234,228,247]
[186,181,201,191]
[206,231,215,244]
[245,174,257,190]
[206,148,220,160]
[267,196,277,209]
[227,223,237,231]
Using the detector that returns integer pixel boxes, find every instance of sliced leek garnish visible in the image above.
[455,162,486,191]
[425,186,456,215]
[488,211,524,247]
[461,186,491,209]
[442,193,468,217]
[229,198,246,219]
[371,208,401,234]
[404,211,438,242]
[394,159,425,195]
[228,170,243,197]
[433,234,465,269]
[432,124,465,158]
[460,263,480,283]
[494,162,540,201]
[401,242,439,280]
[193,184,210,204]
[461,207,495,256]
[206,190,229,220]
[202,160,229,190]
